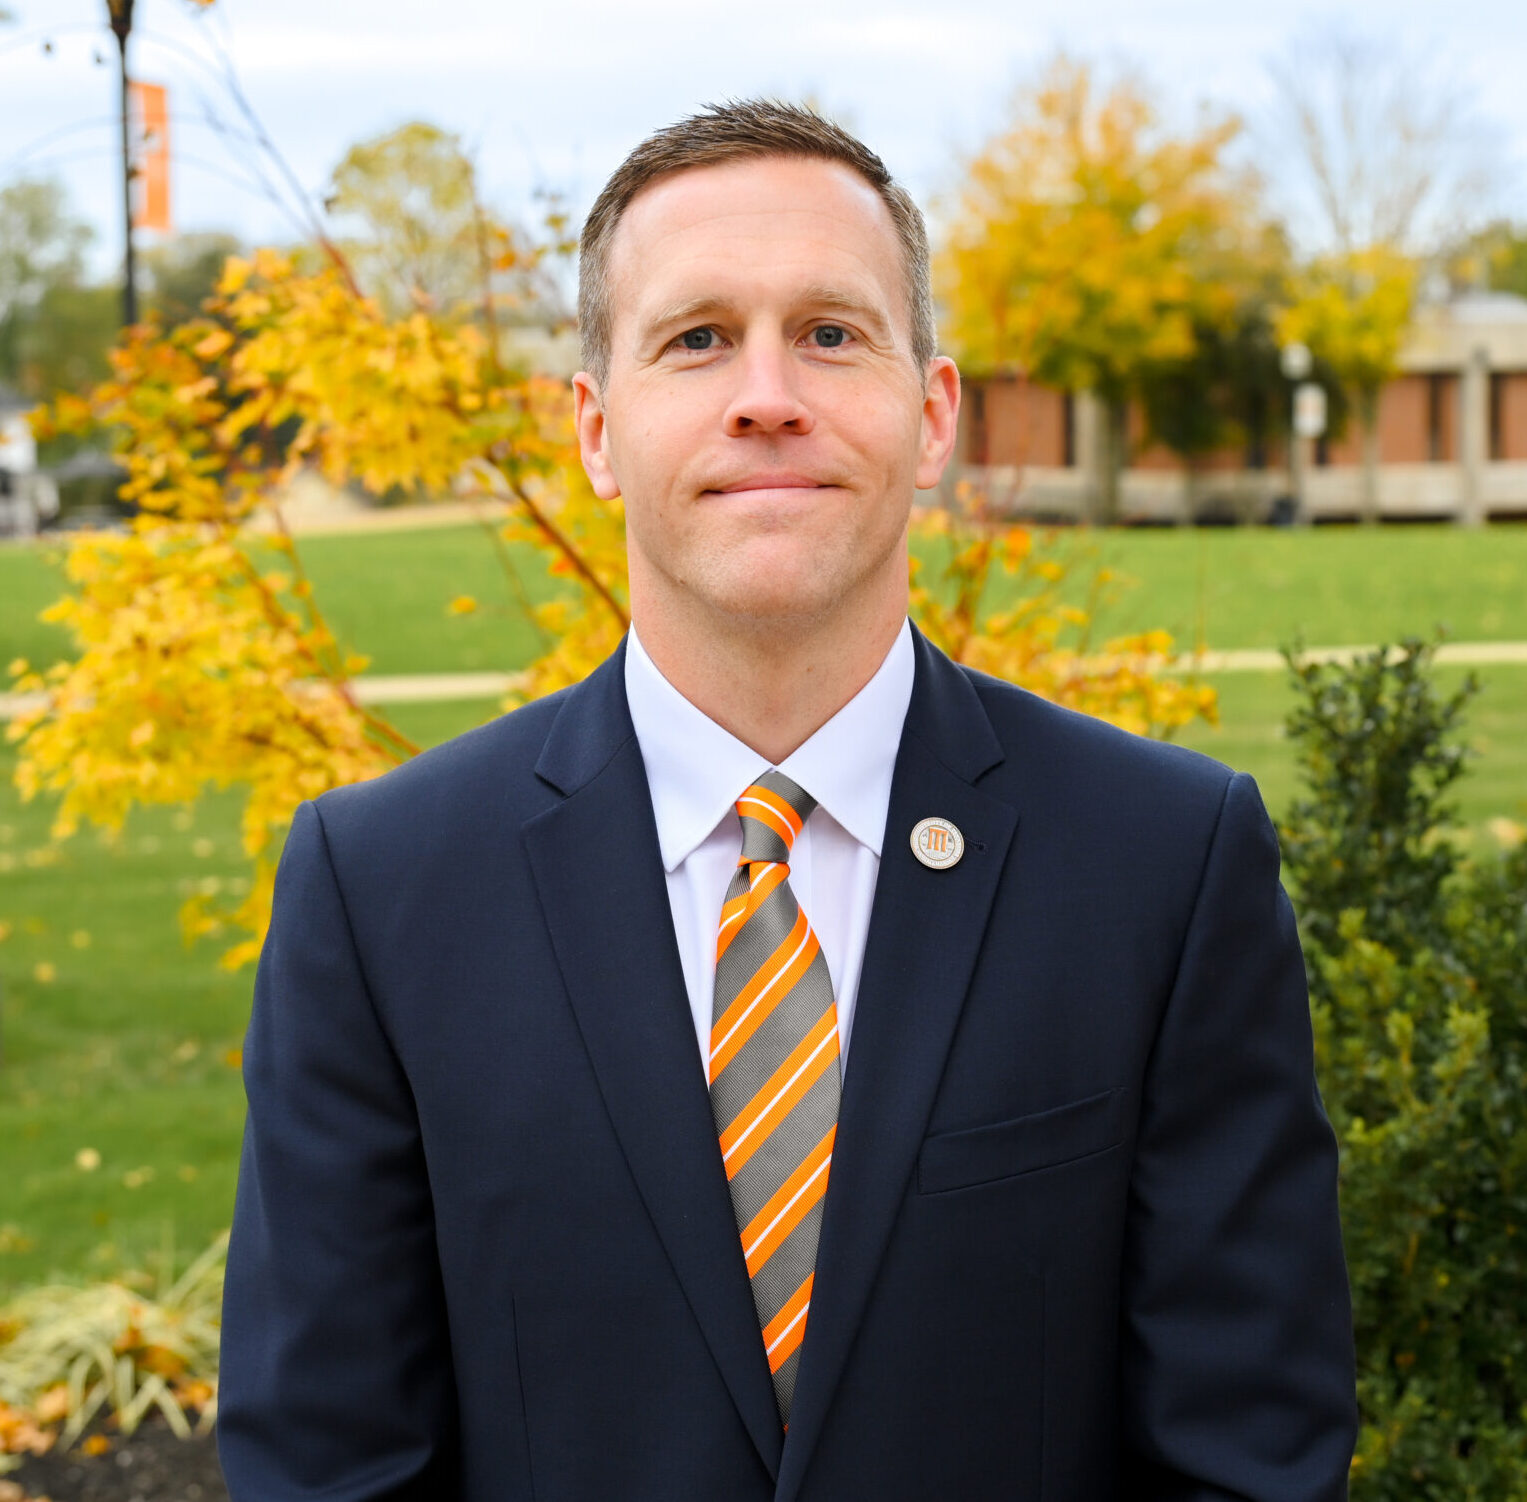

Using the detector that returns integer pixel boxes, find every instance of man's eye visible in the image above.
[679,328,715,351]
[811,325,849,348]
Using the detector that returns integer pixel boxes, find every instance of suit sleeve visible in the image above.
[1119,772,1358,1501]
[218,799,460,1501]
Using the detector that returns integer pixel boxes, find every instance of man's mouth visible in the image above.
[708,473,829,495]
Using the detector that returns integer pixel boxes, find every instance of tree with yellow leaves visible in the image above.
[14,246,627,967]
[938,56,1269,521]
[1276,246,1416,522]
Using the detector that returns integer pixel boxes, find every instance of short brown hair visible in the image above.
[577,99,935,387]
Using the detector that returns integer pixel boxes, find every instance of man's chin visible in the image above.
[694,577,845,633]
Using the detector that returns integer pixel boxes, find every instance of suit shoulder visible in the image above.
[309,686,571,841]
[960,664,1237,812]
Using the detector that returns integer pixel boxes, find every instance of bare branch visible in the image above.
[1260,24,1507,257]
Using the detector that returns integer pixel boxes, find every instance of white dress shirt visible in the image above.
[624,619,915,1068]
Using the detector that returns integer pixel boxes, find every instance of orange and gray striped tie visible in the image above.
[709,769,841,1426]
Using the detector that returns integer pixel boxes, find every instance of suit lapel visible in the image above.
[776,630,1019,1501]
[523,643,784,1480]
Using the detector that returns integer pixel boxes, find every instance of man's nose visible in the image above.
[722,338,814,436]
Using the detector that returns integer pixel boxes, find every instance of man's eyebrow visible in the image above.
[793,285,894,337]
[638,296,742,343]
[637,286,896,347]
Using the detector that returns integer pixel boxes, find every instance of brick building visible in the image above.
[955,290,1527,523]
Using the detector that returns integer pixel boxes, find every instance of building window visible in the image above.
[1426,373,1447,462]
[1243,388,1268,470]
[969,384,988,466]
[1062,391,1076,468]
[1490,373,1505,462]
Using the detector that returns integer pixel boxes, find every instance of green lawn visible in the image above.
[5,521,1526,679]
[1174,664,1527,830]
[1077,523,1527,649]
[0,698,486,1297]
[2,520,1525,1297]
[0,526,565,681]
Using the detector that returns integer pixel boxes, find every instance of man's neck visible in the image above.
[631,593,908,766]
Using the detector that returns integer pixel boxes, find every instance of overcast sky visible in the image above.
[5,0,1527,275]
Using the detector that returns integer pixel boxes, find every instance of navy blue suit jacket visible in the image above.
[218,626,1357,1501]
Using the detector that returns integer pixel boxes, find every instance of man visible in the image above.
[219,101,1357,1500]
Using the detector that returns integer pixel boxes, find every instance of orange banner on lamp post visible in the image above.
[128,80,170,232]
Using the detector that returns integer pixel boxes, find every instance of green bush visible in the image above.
[1281,641,1527,1499]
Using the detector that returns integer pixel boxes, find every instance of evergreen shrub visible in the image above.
[1281,641,1527,1499]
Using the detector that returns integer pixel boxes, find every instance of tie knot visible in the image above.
[736,770,817,865]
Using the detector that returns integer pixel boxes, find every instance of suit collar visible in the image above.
[532,634,636,798]
[899,620,1005,784]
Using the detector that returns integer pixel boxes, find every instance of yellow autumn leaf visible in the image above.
[216,255,253,294]
[193,327,234,361]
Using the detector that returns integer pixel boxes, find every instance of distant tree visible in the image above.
[938,56,1268,521]
[324,121,566,336]
[12,283,120,400]
[1262,25,1500,258]
[1489,232,1527,297]
[142,231,246,325]
[327,121,482,316]
[0,178,97,393]
[1136,220,1295,511]
[1277,247,1416,522]
[1447,221,1527,299]
[0,177,120,408]
[1139,312,1279,513]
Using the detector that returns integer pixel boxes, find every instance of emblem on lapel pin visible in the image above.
[910,816,964,870]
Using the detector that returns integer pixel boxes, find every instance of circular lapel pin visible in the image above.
[910,816,964,870]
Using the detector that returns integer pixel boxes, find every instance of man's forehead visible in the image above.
[606,156,901,309]
[620,154,890,226]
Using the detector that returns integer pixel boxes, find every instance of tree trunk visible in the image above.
[1096,394,1128,525]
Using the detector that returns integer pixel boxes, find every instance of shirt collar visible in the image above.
[624,618,914,872]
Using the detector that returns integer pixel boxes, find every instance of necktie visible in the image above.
[709,769,841,1426]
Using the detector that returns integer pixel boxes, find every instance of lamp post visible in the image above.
[1280,342,1312,526]
[107,0,137,328]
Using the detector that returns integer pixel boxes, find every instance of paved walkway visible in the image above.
[1166,640,1527,672]
[4,643,1526,720]
[0,671,522,720]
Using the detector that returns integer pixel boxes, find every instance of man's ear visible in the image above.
[573,372,622,501]
[914,356,961,492]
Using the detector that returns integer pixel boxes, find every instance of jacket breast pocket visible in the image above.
[917,1087,1129,1195]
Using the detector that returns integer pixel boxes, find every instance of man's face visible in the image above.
[573,155,959,634]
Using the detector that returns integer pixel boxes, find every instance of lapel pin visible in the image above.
[910,816,964,870]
